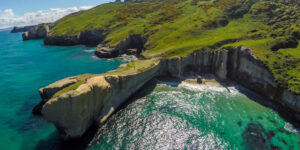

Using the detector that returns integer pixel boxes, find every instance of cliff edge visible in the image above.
[35,47,300,140]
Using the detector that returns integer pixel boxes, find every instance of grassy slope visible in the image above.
[49,0,300,94]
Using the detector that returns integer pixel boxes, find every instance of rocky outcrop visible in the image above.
[44,30,105,46]
[39,62,160,139]
[35,46,299,140]
[95,35,146,58]
[32,77,78,115]
[22,24,50,40]
[11,25,36,33]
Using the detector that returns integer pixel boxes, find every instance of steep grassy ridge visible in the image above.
[49,0,300,93]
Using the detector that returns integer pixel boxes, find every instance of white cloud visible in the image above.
[0,6,93,29]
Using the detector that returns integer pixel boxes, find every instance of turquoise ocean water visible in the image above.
[0,30,123,150]
[88,80,300,150]
[0,29,299,150]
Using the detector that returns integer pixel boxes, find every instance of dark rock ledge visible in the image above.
[94,35,146,58]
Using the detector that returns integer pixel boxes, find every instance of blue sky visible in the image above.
[0,0,112,28]
[0,0,111,15]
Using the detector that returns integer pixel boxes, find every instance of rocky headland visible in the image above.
[22,24,52,40]
[10,25,36,33]
[33,46,300,140]
[21,0,299,142]
[44,29,105,46]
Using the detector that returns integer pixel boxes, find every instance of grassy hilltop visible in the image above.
[49,0,300,94]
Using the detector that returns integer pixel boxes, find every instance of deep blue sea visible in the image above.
[0,30,123,150]
[0,29,299,150]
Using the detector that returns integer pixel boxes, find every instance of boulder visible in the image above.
[94,45,117,58]
[196,76,203,84]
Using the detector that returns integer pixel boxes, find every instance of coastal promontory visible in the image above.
[26,0,300,140]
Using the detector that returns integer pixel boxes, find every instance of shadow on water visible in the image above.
[233,84,300,128]
[34,124,99,150]
[214,76,300,129]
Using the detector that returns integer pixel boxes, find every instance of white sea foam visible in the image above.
[92,55,100,59]
[284,122,299,134]
[157,79,240,95]
[83,49,95,53]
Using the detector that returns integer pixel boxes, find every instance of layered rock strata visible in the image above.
[39,62,160,139]
[35,46,300,140]
[44,30,105,46]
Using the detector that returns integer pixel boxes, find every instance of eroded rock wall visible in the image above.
[36,46,299,140]
[160,46,300,118]
[95,35,146,58]
[40,61,160,139]
[22,24,52,40]
[44,30,105,46]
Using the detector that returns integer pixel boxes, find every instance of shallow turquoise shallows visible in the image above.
[88,81,300,150]
[0,30,123,150]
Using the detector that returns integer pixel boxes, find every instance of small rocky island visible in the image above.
[19,0,299,140]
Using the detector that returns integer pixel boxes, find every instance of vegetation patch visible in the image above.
[48,0,300,93]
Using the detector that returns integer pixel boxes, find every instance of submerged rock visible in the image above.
[242,123,276,149]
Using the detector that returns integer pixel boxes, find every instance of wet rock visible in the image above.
[242,123,276,150]
[94,45,117,58]
[237,121,242,126]
[196,76,203,84]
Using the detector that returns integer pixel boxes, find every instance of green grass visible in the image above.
[53,80,85,98]
[48,0,300,94]
[107,59,159,75]
[52,73,96,98]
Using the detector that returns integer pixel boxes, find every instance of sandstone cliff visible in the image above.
[38,62,160,139]
[22,24,50,40]
[35,46,300,140]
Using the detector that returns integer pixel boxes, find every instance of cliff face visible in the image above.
[160,46,300,117]
[44,30,105,46]
[36,46,300,140]
[39,62,160,139]
[22,24,50,40]
[95,35,146,58]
